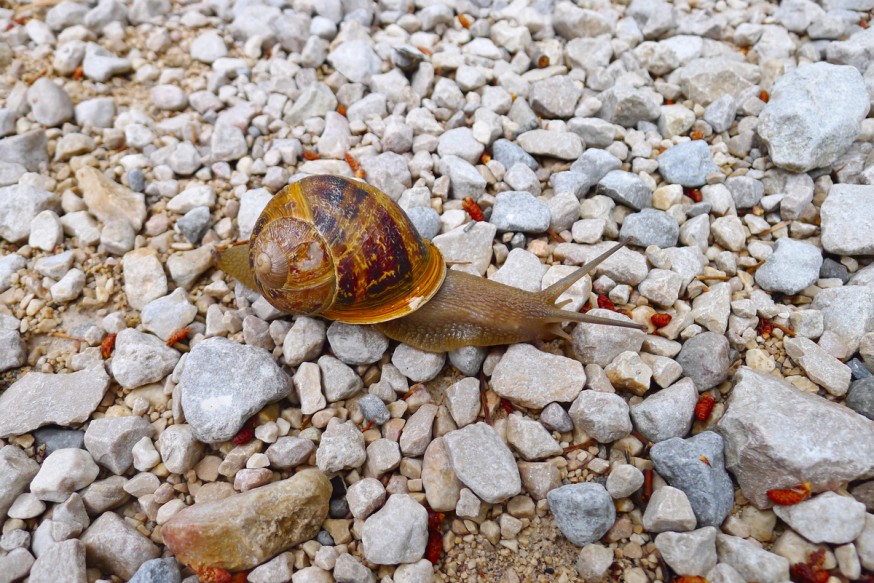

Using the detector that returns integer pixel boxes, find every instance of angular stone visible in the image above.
[110,328,180,390]
[650,432,734,527]
[772,491,866,544]
[180,338,290,443]
[443,423,521,504]
[163,470,330,572]
[630,378,697,443]
[29,539,87,583]
[0,366,109,438]
[84,416,153,475]
[547,483,615,546]
[675,332,730,391]
[506,413,563,461]
[421,437,462,513]
[642,485,697,533]
[361,494,428,565]
[316,420,366,473]
[76,166,146,231]
[717,367,874,507]
[0,445,40,521]
[758,62,869,172]
[572,308,646,366]
[655,527,718,576]
[821,184,874,256]
[716,534,789,583]
[491,343,585,408]
[569,390,632,443]
[784,336,852,396]
[82,513,158,579]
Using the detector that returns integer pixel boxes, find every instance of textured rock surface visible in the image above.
[163,470,330,572]
[718,368,874,507]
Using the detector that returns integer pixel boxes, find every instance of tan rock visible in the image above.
[163,469,330,572]
[76,166,147,231]
[421,437,462,512]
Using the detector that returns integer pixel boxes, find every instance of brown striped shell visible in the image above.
[248,175,447,324]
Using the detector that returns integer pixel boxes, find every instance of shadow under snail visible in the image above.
[217,174,646,352]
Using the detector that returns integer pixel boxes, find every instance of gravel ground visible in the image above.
[2,0,874,581]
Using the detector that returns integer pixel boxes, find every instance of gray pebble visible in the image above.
[75,97,116,128]
[33,427,85,456]
[598,84,661,127]
[490,191,550,233]
[0,328,25,373]
[547,483,616,546]
[630,378,697,443]
[82,42,132,82]
[819,258,849,283]
[318,355,364,402]
[126,169,145,192]
[405,207,441,240]
[847,377,874,420]
[316,530,335,546]
[491,138,538,171]
[754,238,823,295]
[129,557,181,583]
[725,175,763,209]
[650,431,734,527]
[703,94,737,133]
[443,422,521,504]
[516,129,583,160]
[358,394,390,425]
[758,62,869,172]
[596,170,652,211]
[180,337,290,442]
[447,346,487,377]
[437,127,484,165]
[190,30,227,64]
[821,184,874,256]
[620,209,679,248]
[657,140,718,188]
[529,76,582,119]
[0,184,56,243]
[265,436,315,470]
[539,402,573,433]
[675,332,730,391]
[0,130,48,172]
[176,206,211,244]
[504,163,541,196]
[27,78,74,127]
[84,416,153,475]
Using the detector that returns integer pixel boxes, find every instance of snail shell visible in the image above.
[245,175,446,324]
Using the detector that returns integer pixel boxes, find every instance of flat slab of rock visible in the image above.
[490,343,585,408]
[163,469,330,572]
[76,166,147,231]
[0,366,109,438]
[821,184,874,256]
[784,336,851,396]
[443,422,521,503]
[180,337,291,443]
[772,491,866,544]
[718,367,874,507]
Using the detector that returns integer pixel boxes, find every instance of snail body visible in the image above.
[218,175,644,352]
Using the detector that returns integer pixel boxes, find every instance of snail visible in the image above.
[217,175,645,352]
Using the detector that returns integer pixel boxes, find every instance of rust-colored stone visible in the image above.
[163,469,331,572]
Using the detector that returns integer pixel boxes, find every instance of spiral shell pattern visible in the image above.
[249,175,446,324]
